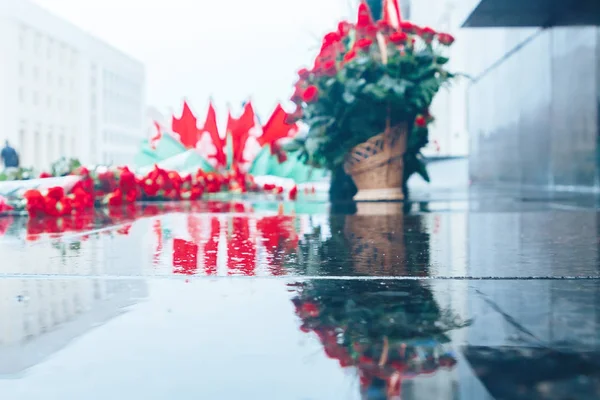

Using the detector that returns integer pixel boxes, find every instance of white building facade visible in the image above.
[406,0,471,157]
[0,0,145,171]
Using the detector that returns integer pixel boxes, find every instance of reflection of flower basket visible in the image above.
[343,123,407,202]
[344,214,405,275]
[291,279,468,398]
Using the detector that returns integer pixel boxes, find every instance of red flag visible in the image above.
[200,102,227,167]
[150,121,162,150]
[171,101,200,149]
[258,104,299,147]
[382,0,402,29]
[227,102,257,166]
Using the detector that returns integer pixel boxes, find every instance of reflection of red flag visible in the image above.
[173,238,198,275]
[153,219,163,266]
[258,104,299,147]
[172,101,200,149]
[257,215,298,276]
[200,102,227,167]
[150,121,162,150]
[383,0,402,29]
[227,102,257,166]
[227,217,256,276]
[204,217,220,275]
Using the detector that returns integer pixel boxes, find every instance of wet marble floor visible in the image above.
[0,186,599,399]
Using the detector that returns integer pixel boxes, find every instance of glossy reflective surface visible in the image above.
[0,185,599,399]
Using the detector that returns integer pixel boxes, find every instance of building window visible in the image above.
[33,66,39,81]
[47,39,53,59]
[34,33,41,54]
[33,91,39,106]
[59,134,65,157]
[34,131,41,166]
[47,95,52,108]
[47,133,54,166]
[19,62,25,76]
[19,87,25,103]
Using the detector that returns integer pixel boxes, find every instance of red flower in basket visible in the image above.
[39,172,52,179]
[323,60,337,77]
[400,21,417,33]
[337,21,352,37]
[302,86,319,103]
[343,49,357,63]
[421,26,436,42]
[47,186,65,201]
[437,33,455,46]
[389,31,408,45]
[415,114,427,128]
[355,38,373,51]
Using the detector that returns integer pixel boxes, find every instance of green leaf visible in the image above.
[282,139,304,153]
[436,56,449,65]
[362,83,387,100]
[342,92,356,104]
[415,155,430,182]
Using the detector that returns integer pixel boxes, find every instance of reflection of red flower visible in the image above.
[173,238,199,275]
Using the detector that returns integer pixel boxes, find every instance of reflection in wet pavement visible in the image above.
[0,192,599,399]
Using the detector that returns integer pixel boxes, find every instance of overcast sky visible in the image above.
[34,0,357,123]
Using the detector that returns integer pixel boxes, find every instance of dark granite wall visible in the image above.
[468,27,600,190]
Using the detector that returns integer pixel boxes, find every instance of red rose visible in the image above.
[437,32,455,46]
[297,68,310,79]
[289,186,298,200]
[376,19,390,32]
[125,189,138,203]
[46,186,65,201]
[107,189,123,206]
[337,21,352,36]
[355,38,372,50]
[400,21,416,33]
[322,32,341,48]
[389,31,408,44]
[119,167,136,191]
[302,85,318,103]
[343,49,357,63]
[322,60,337,77]
[415,114,427,127]
[421,26,436,42]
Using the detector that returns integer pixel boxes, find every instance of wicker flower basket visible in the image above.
[343,123,408,201]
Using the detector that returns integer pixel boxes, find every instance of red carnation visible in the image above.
[323,60,337,77]
[337,21,352,36]
[302,85,319,103]
[437,32,455,46]
[389,31,408,44]
[343,49,357,63]
[415,114,427,127]
[297,68,310,79]
[355,38,372,50]
[400,21,416,33]
[289,185,298,200]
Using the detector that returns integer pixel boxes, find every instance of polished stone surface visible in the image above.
[0,184,599,399]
